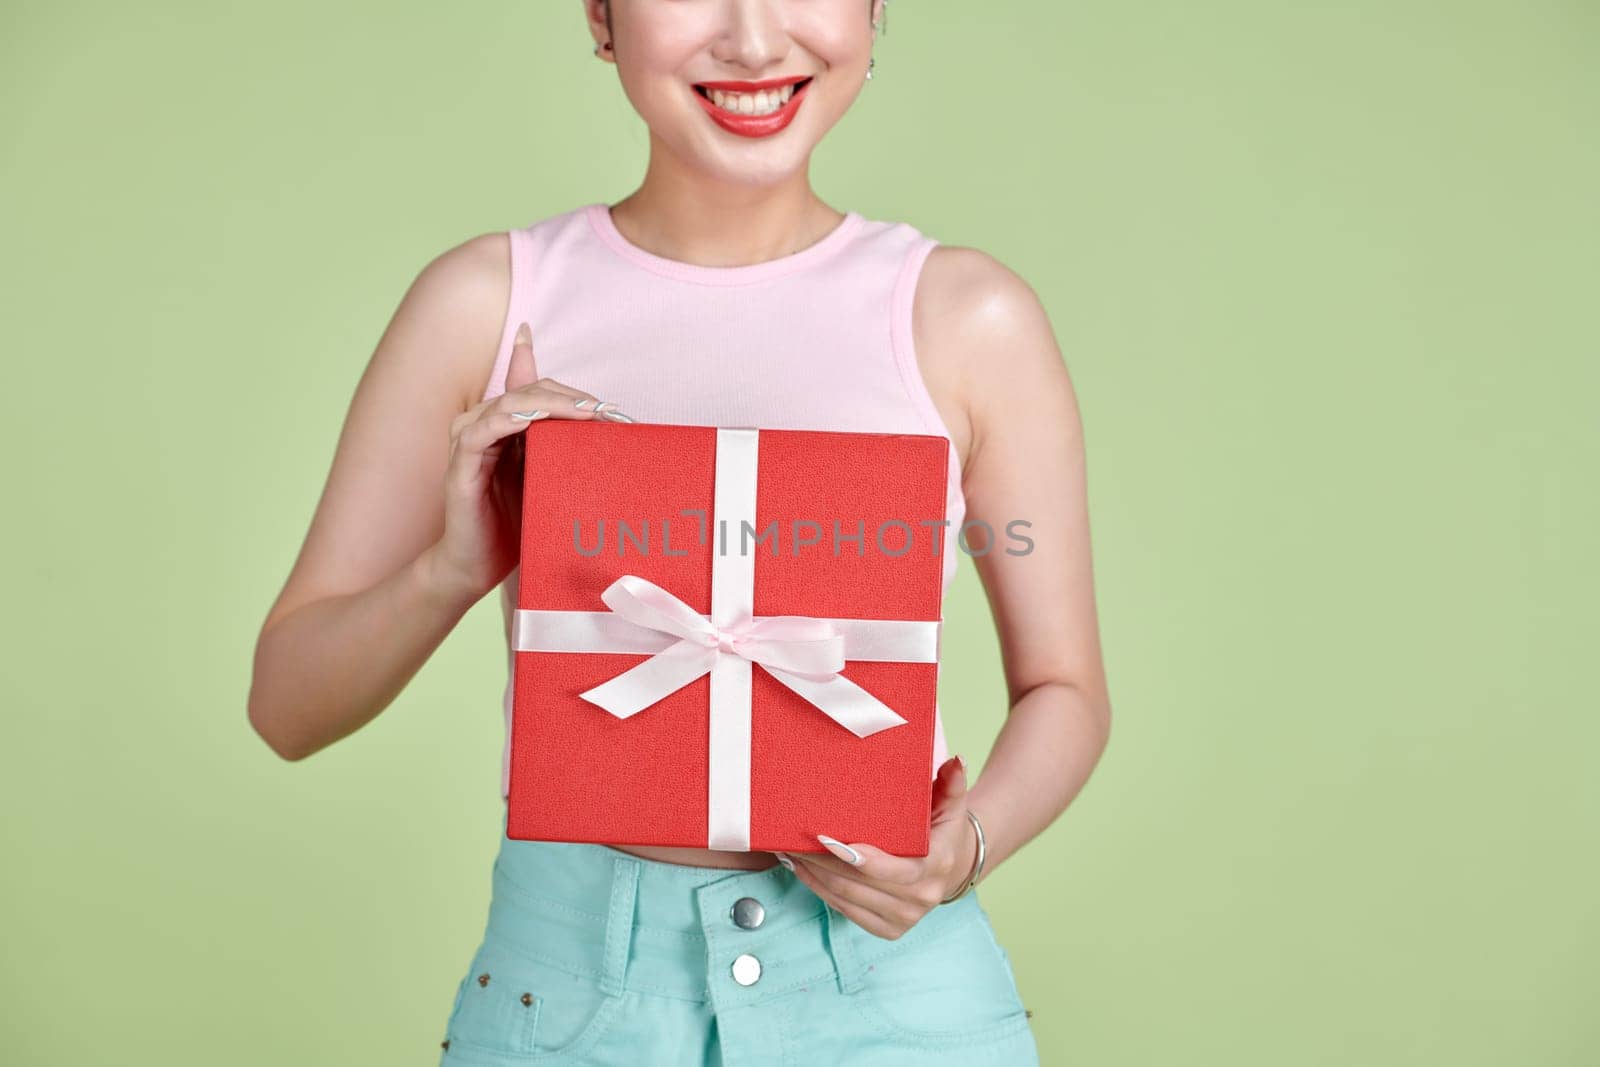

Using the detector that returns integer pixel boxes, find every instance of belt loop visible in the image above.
[823,903,866,995]
[599,855,641,996]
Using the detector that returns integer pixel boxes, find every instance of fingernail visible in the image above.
[773,853,795,872]
[509,409,548,421]
[514,322,531,345]
[599,409,637,423]
[817,835,863,866]
[573,398,598,411]
[955,754,967,776]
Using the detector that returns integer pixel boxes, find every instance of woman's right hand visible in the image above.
[429,321,635,602]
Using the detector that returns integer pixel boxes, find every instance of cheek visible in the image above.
[619,2,721,68]
[612,14,707,104]
[789,0,872,63]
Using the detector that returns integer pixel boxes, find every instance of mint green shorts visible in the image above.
[436,808,1039,1065]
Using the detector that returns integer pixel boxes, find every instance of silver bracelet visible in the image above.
[939,807,987,904]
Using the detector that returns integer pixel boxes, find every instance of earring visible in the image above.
[865,0,886,81]
[592,41,612,57]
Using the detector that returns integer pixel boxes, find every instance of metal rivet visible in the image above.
[1026,1009,1034,1019]
[521,992,534,1006]
[731,953,762,986]
[730,896,766,930]
[441,1039,450,1049]
[477,973,491,987]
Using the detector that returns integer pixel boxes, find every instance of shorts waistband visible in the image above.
[486,809,975,1011]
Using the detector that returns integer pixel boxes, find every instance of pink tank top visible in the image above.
[481,201,966,799]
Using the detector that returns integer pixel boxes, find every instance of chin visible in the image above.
[710,145,815,184]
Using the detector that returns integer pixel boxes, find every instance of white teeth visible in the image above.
[707,82,797,116]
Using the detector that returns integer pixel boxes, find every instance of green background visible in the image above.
[4,2,1596,1063]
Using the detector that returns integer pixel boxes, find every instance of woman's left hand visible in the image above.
[777,755,978,941]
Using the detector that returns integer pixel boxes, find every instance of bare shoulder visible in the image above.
[912,243,1073,475]
[386,229,513,412]
[916,245,1104,726]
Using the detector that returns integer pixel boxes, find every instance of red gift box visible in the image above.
[507,421,949,855]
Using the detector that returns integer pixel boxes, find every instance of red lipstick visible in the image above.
[692,75,813,139]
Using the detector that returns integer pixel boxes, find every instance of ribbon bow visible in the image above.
[577,574,909,738]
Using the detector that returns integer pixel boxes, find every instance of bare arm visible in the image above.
[247,232,611,760]
[246,233,508,759]
[929,246,1113,883]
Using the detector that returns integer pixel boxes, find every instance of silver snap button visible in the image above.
[731,953,762,986]
[730,896,766,930]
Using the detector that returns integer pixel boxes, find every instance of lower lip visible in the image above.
[693,80,811,138]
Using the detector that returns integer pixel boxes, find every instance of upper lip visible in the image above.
[694,75,812,92]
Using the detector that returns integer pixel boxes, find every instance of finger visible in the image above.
[792,849,944,915]
[785,856,916,940]
[497,320,635,421]
[931,754,969,822]
[803,884,901,941]
[812,834,923,886]
[448,399,521,467]
[495,338,594,406]
[498,382,636,423]
[495,334,639,420]
[789,852,912,911]
[511,376,589,402]
[452,407,552,467]
[449,399,493,444]
[497,348,637,420]
[504,322,540,393]
[492,387,601,422]
[790,857,898,916]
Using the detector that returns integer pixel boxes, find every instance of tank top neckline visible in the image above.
[583,201,867,286]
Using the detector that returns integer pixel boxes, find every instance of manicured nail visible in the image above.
[955,754,967,776]
[817,835,863,866]
[599,409,637,423]
[573,398,599,411]
[773,853,795,872]
[514,322,531,346]
[594,401,635,419]
[509,409,548,421]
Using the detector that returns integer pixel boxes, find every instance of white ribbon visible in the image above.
[513,427,940,851]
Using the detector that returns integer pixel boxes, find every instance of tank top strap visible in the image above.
[889,230,962,479]
[480,225,539,405]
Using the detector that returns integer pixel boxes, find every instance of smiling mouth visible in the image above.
[693,77,814,116]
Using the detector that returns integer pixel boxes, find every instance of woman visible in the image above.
[248,1,1109,1063]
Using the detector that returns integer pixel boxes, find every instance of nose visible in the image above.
[709,0,792,73]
